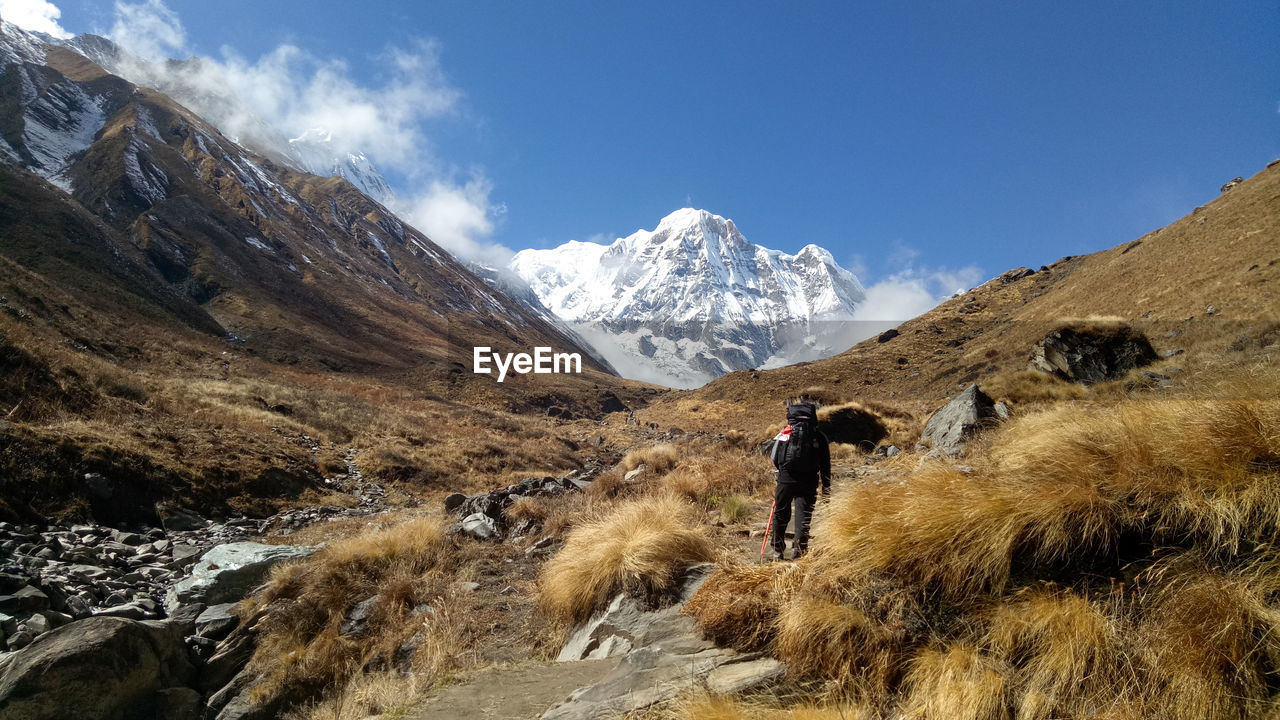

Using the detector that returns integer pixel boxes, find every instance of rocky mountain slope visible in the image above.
[0,19,603,374]
[0,18,649,532]
[60,33,398,204]
[510,208,868,387]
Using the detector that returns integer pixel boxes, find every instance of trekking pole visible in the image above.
[759,499,777,557]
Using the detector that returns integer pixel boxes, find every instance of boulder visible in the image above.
[460,513,500,541]
[0,617,192,720]
[919,385,999,457]
[1029,323,1157,384]
[876,328,900,343]
[166,542,314,612]
[443,493,466,513]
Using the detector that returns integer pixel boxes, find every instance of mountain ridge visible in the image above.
[510,207,868,387]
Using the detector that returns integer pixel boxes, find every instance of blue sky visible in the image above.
[10,0,1280,311]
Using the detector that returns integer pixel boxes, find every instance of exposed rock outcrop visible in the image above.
[1029,323,1157,384]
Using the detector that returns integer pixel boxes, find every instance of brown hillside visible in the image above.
[643,159,1280,436]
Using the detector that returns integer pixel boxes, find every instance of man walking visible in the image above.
[769,400,831,560]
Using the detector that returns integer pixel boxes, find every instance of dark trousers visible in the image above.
[771,482,817,557]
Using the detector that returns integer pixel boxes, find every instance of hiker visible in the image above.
[768,400,831,560]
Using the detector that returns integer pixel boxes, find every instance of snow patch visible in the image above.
[244,236,272,251]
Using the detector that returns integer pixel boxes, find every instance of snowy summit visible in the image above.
[510,208,867,387]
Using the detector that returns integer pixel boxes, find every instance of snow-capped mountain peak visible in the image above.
[509,208,868,387]
[286,126,396,205]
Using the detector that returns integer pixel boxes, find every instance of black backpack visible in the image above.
[774,403,821,475]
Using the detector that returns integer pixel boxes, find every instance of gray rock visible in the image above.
[340,596,378,637]
[6,629,34,650]
[918,385,999,457]
[0,617,192,720]
[993,400,1011,420]
[196,603,241,641]
[541,645,740,720]
[704,656,785,694]
[155,686,203,720]
[0,585,50,614]
[22,614,50,636]
[443,493,467,513]
[158,505,207,532]
[166,542,314,612]
[623,465,647,482]
[460,513,500,541]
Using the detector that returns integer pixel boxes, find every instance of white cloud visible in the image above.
[400,177,513,267]
[109,0,183,60]
[104,0,504,263]
[0,0,71,38]
[852,262,983,323]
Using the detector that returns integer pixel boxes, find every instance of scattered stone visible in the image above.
[0,585,50,614]
[157,504,206,532]
[460,513,500,541]
[623,465,647,482]
[341,597,379,637]
[995,267,1035,284]
[993,400,1011,420]
[704,656,785,695]
[876,328,900,343]
[443,493,466,513]
[1159,348,1184,358]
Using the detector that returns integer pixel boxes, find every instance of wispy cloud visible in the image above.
[101,0,504,262]
[0,0,71,38]
[852,243,983,323]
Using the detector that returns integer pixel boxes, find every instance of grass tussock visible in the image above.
[900,644,1010,720]
[682,562,798,652]
[981,369,1087,405]
[538,494,716,626]
[659,448,773,505]
[245,516,461,709]
[983,589,1124,719]
[620,443,680,475]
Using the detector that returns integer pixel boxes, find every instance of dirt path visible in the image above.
[405,658,621,720]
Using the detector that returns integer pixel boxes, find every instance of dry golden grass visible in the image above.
[620,443,680,475]
[285,670,419,720]
[1131,557,1280,720]
[684,368,1280,717]
[682,562,799,652]
[245,516,461,709]
[808,378,1280,599]
[665,695,875,720]
[982,589,1124,719]
[981,369,1087,406]
[659,448,773,505]
[538,494,717,626]
[899,644,1010,720]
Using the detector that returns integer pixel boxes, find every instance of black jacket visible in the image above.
[770,405,832,491]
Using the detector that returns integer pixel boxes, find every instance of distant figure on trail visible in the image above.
[768,400,831,560]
